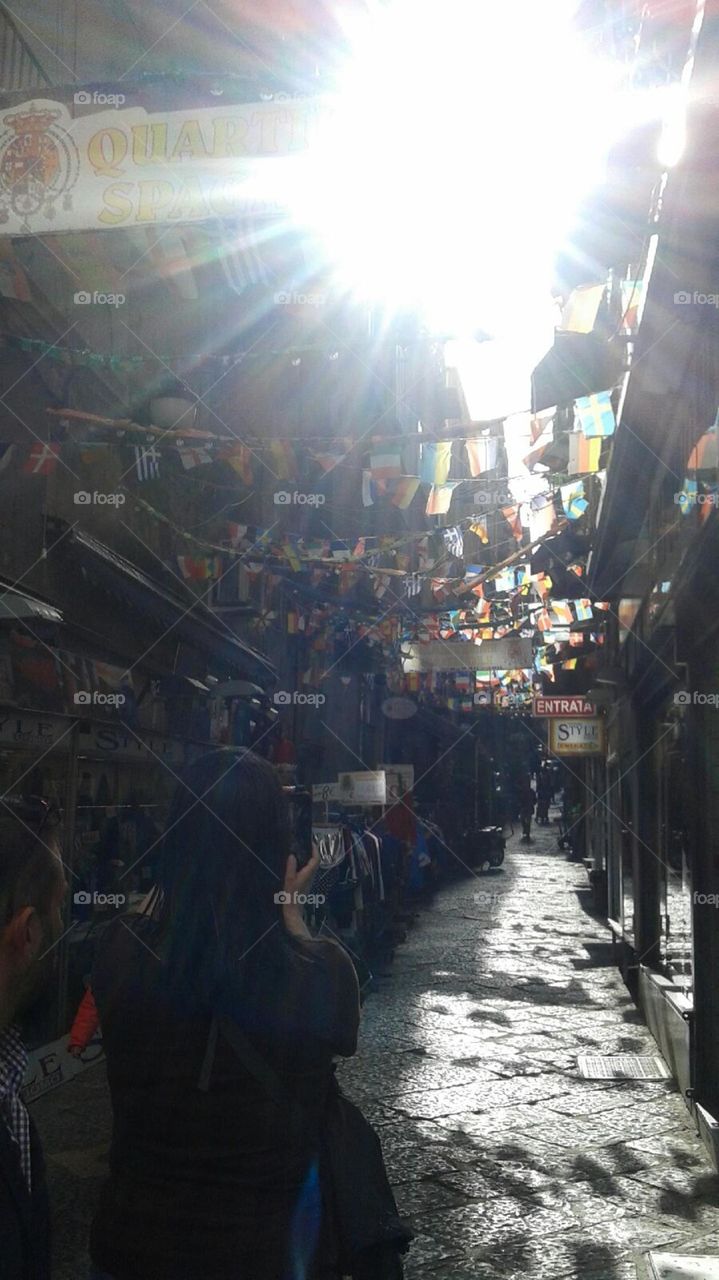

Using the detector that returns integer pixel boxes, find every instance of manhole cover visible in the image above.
[577,1054,672,1080]
[647,1254,719,1279]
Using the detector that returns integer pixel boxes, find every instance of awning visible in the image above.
[62,527,275,688]
[0,584,63,624]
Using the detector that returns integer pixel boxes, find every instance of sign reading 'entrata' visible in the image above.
[533,696,596,717]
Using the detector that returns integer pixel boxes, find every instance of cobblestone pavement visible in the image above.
[33,817,719,1279]
[336,819,719,1280]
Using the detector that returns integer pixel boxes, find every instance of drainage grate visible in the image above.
[577,1054,672,1080]
[647,1254,719,1279]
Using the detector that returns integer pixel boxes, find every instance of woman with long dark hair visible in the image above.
[89,749,359,1280]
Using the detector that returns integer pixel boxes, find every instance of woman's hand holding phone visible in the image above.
[281,847,320,938]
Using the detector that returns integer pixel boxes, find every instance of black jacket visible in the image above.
[0,1113,51,1280]
[90,916,359,1280]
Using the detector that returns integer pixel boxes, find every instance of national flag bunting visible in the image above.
[221,445,254,486]
[133,444,161,481]
[469,518,489,545]
[420,441,452,486]
[560,480,589,520]
[369,449,403,481]
[362,470,378,507]
[501,505,523,542]
[551,600,574,625]
[465,436,498,477]
[389,476,420,509]
[177,555,222,580]
[269,441,298,481]
[24,443,61,476]
[575,391,615,438]
[179,446,212,470]
[529,494,557,541]
[568,433,602,475]
[443,526,464,558]
[687,431,718,471]
[425,482,459,516]
[311,442,349,473]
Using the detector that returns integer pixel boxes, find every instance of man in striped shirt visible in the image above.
[0,813,66,1280]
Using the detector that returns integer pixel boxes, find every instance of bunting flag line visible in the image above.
[528,493,557,541]
[575,391,615,438]
[362,470,379,507]
[469,518,489,545]
[134,444,161,482]
[179,446,212,470]
[568,432,602,475]
[551,601,575,625]
[369,449,403,480]
[443,526,464,558]
[389,475,421,509]
[269,440,298,481]
[687,430,718,471]
[426,482,460,516]
[465,435,499,477]
[501,505,523,542]
[574,599,594,621]
[220,445,254,485]
[227,523,247,547]
[177,555,222,580]
[311,442,350,473]
[23,442,61,476]
[420,441,452,486]
[560,283,605,334]
[560,480,589,520]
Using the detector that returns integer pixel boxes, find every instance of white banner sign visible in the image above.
[22,1032,104,1104]
[405,638,532,673]
[0,96,325,235]
[337,771,387,805]
[378,764,414,804]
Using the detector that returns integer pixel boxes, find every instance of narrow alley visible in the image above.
[34,819,719,1280]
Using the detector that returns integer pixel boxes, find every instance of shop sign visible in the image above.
[312,782,342,802]
[0,710,185,764]
[337,771,387,805]
[78,724,185,764]
[381,696,417,720]
[0,711,69,751]
[0,96,325,236]
[534,695,596,717]
[378,764,414,804]
[405,638,532,673]
[549,717,606,756]
[22,1032,104,1104]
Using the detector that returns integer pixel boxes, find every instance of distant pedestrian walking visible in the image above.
[519,778,536,843]
[536,765,554,826]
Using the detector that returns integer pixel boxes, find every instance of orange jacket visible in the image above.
[68,987,100,1051]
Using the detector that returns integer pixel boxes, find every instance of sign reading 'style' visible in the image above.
[549,717,606,756]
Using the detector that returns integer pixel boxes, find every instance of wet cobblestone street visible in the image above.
[34,818,719,1279]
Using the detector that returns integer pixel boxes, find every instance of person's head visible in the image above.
[153,749,296,1006]
[0,818,66,1031]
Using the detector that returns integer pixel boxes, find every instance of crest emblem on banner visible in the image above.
[0,107,80,225]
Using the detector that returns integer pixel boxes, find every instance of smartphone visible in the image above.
[283,788,313,869]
